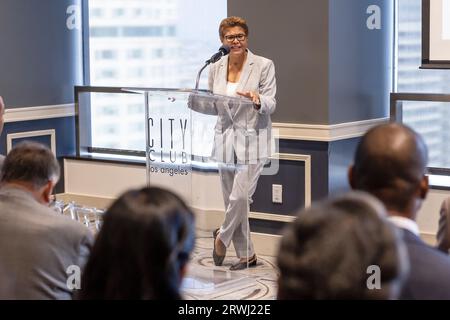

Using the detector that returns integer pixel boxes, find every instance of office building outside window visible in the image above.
[87,0,226,152]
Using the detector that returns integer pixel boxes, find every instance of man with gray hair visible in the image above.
[0,141,93,299]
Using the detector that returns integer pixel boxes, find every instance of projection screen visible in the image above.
[423,0,450,67]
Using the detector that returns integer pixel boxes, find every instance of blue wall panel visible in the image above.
[279,139,329,202]
[0,0,83,108]
[328,137,360,195]
[329,0,394,124]
[11,135,53,150]
[1,117,76,157]
[250,219,287,236]
[1,117,77,193]
[251,159,306,216]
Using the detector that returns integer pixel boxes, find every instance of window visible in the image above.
[100,125,118,135]
[396,0,450,169]
[96,69,116,79]
[113,8,125,17]
[95,50,116,60]
[87,0,226,153]
[127,67,144,78]
[100,106,119,116]
[153,48,163,59]
[128,104,144,115]
[91,8,102,17]
[90,27,118,38]
[127,49,144,59]
[133,8,143,17]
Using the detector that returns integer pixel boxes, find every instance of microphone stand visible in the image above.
[195,62,210,91]
[195,46,229,90]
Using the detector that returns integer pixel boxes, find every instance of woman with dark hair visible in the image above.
[78,187,195,300]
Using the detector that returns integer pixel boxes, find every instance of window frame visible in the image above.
[79,1,229,172]
[393,1,450,188]
[390,92,450,188]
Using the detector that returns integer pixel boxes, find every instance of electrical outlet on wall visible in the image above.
[272,184,283,204]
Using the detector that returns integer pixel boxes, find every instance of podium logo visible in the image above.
[148,117,189,165]
[146,117,279,176]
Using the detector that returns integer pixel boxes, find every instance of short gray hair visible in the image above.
[1,141,60,188]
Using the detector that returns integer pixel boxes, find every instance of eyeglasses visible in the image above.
[224,33,246,42]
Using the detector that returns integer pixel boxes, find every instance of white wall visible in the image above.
[64,159,147,199]
[64,159,225,210]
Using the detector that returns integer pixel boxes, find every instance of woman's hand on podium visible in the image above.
[237,90,261,110]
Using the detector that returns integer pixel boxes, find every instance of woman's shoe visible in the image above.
[212,228,225,266]
[229,254,257,271]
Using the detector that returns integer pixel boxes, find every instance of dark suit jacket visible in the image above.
[0,186,94,299]
[400,228,450,300]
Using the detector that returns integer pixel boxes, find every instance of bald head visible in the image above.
[350,123,428,215]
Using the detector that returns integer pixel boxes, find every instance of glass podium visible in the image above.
[74,85,288,298]
[125,88,267,286]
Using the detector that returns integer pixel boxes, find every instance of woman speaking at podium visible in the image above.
[209,16,277,270]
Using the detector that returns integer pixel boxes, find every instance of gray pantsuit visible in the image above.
[188,50,276,259]
[218,161,265,258]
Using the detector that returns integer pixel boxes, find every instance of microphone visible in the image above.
[205,45,230,64]
[195,45,230,90]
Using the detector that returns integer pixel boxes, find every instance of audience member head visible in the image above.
[0,141,60,205]
[277,191,408,300]
[0,96,5,134]
[349,123,429,220]
[79,187,195,300]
